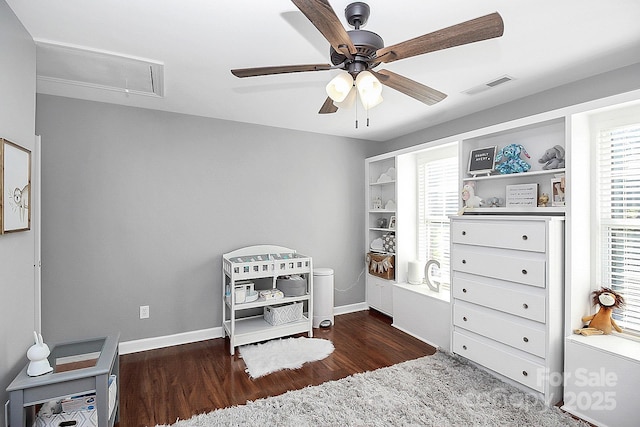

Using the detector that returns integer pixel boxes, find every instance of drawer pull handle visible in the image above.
[462,345,467,350]
[522,371,528,377]
[522,235,528,241]
[523,337,529,343]
[523,303,529,309]
[462,231,467,236]
[462,288,467,293]
[522,269,528,275]
[463,316,468,322]
[462,259,467,264]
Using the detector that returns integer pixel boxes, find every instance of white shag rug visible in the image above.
[239,337,334,378]
[157,351,589,427]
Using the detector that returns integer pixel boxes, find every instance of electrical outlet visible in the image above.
[140,305,149,319]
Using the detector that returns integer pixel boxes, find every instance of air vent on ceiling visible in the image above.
[35,41,164,97]
[463,75,514,96]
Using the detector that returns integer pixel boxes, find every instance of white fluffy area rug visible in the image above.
[157,351,590,427]
[239,337,335,378]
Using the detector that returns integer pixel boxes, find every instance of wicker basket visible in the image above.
[367,252,395,280]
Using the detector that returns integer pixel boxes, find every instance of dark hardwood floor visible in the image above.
[117,310,436,426]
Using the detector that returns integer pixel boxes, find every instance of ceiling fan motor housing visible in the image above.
[330,29,384,72]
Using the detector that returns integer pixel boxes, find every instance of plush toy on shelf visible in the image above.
[495,144,531,174]
[461,183,484,209]
[574,287,625,336]
[538,145,565,170]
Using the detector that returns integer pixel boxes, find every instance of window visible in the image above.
[417,144,459,291]
[596,122,640,336]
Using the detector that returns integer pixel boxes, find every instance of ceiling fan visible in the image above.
[231,1,504,116]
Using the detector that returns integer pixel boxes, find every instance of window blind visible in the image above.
[597,123,640,336]
[417,152,458,291]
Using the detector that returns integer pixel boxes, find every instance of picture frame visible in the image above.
[467,146,497,177]
[389,215,396,230]
[506,183,538,208]
[551,176,566,207]
[1,138,31,233]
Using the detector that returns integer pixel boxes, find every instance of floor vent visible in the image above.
[35,40,164,97]
[463,75,514,96]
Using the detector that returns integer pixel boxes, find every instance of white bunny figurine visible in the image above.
[27,331,54,376]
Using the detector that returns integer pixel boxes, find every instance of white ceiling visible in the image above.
[7,0,640,142]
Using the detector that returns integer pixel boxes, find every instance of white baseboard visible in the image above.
[119,303,369,355]
[333,302,368,315]
[119,327,223,355]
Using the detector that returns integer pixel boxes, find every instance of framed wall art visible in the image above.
[1,138,31,233]
[551,175,566,207]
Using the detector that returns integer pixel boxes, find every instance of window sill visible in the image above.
[394,282,450,303]
[566,333,640,364]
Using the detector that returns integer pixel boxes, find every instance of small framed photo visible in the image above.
[506,183,538,208]
[1,138,31,233]
[468,146,497,177]
[551,176,566,207]
[389,216,396,230]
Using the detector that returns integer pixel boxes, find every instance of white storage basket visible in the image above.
[264,302,303,326]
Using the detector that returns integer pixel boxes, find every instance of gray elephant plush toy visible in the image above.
[538,145,565,169]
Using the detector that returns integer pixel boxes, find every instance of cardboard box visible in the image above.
[34,409,97,427]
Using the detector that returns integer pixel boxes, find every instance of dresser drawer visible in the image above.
[451,219,546,252]
[453,331,544,393]
[453,302,546,358]
[452,276,545,322]
[452,246,546,288]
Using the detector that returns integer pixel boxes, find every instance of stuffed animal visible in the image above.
[495,144,531,174]
[575,287,625,335]
[486,196,503,207]
[461,183,483,208]
[538,145,565,170]
[538,193,549,207]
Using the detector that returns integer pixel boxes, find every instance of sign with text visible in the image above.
[506,183,538,207]
[468,146,497,176]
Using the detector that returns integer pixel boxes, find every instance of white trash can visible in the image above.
[313,267,334,328]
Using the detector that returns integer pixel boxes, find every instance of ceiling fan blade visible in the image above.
[375,12,504,63]
[319,96,338,114]
[231,64,332,78]
[372,69,447,105]
[292,0,357,58]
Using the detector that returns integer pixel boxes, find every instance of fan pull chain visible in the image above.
[355,86,359,128]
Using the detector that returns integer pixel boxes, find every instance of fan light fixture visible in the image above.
[326,71,383,110]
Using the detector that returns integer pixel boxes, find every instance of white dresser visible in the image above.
[450,215,565,406]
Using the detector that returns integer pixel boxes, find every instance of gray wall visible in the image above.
[36,94,380,344]
[382,62,640,153]
[0,1,36,424]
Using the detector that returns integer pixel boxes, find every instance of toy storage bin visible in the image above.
[264,302,303,326]
[276,275,307,296]
[367,252,395,280]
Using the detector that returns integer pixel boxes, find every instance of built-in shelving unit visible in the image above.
[460,117,566,214]
[365,155,396,316]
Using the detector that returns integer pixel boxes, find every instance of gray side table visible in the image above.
[7,333,120,427]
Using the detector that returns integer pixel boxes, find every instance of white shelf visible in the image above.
[369,209,396,214]
[369,227,395,232]
[464,168,566,181]
[226,294,310,310]
[463,206,565,215]
[223,315,311,348]
[370,180,396,186]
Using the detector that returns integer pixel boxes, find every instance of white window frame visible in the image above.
[417,143,459,292]
[593,108,640,338]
